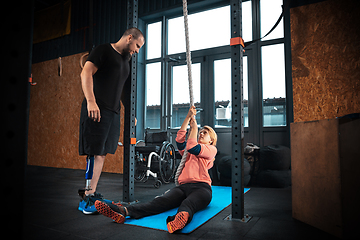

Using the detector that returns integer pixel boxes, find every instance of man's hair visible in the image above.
[122,27,144,40]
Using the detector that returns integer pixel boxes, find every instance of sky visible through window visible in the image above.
[167,6,231,55]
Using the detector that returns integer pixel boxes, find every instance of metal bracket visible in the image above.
[224,214,252,223]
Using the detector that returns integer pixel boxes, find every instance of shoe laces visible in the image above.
[84,192,104,208]
[92,192,104,200]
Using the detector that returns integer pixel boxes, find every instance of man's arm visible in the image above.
[80,61,100,122]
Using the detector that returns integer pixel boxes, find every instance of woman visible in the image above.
[95,106,217,233]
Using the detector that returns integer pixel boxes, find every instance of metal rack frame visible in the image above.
[123,0,247,220]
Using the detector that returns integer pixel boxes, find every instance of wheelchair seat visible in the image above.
[135,145,160,155]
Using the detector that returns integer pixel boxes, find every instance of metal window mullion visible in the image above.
[161,16,167,131]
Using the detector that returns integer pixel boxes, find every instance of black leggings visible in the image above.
[126,182,212,223]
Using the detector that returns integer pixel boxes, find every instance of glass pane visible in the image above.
[260,0,284,41]
[146,21,162,59]
[172,63,201,128]
[168,6,230,55]
[261,43,286,126]
[145,62,162,129]
[242,0,252,42]
[214,57,248,128]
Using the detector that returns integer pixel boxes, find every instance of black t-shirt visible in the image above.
[86,43,130,114]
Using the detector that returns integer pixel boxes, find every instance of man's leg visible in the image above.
[85,154,105,195]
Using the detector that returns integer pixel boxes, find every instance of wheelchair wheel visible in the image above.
[154,180,162,189]
[158,142,176,184]
[134,153,147,182]
[134,141,147,182]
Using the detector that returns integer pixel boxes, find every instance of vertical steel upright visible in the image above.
[123,0,138,203]
[230,0,245,220]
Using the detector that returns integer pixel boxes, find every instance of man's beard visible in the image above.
[124,52,132,61]
[122,45,133,61]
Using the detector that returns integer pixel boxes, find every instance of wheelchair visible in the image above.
[134,131,177,188]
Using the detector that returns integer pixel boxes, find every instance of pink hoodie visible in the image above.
[175,130,217,186]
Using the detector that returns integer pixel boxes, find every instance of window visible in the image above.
[146,21,162,59]
[214,57,248,128]
[242,0,252,42]
[145,5,233,129]
[261,43,286,126]
[145,62,161,129]
[260,0,284,41]
[171,63,201,128]
[168,6,230,55]
[143,0,288,135]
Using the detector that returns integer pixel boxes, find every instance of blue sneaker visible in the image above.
[78,199,86,212]
[78,192,113,214]
[82,195,97,214]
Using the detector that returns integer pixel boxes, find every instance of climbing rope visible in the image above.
[174,0,194,186]
[182,0,194,107]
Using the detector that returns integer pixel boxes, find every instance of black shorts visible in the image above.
[79,99,120,156]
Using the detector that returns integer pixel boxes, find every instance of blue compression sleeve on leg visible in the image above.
[85,155,94,180]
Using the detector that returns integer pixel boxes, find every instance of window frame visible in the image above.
[140,0,291,147]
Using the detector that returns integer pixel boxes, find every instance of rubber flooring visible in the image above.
[22,166,340,240]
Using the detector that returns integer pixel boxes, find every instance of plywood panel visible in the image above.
[291,118,360,238]
[338,119,360,238]
[28,53,124,173]
[291,0,360,122]
[291,119,342,238]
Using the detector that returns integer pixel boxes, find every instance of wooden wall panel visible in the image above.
[28,52,124,173]
[291,119,342,237]
[291,118,360,238]
[291,0,360,122]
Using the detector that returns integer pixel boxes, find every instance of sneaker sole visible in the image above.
[95,201,125,223]
[167,212,189,233]
[82,209,98,215]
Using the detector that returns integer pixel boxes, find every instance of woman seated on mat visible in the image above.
[95,106,217,233]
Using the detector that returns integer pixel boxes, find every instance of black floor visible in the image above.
[23,166,339,240]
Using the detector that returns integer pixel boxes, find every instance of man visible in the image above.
[78,28,144,214]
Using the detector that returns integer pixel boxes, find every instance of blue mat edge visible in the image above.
[123,186,250,234]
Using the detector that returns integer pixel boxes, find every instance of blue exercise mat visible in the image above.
[124,186,250,233]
